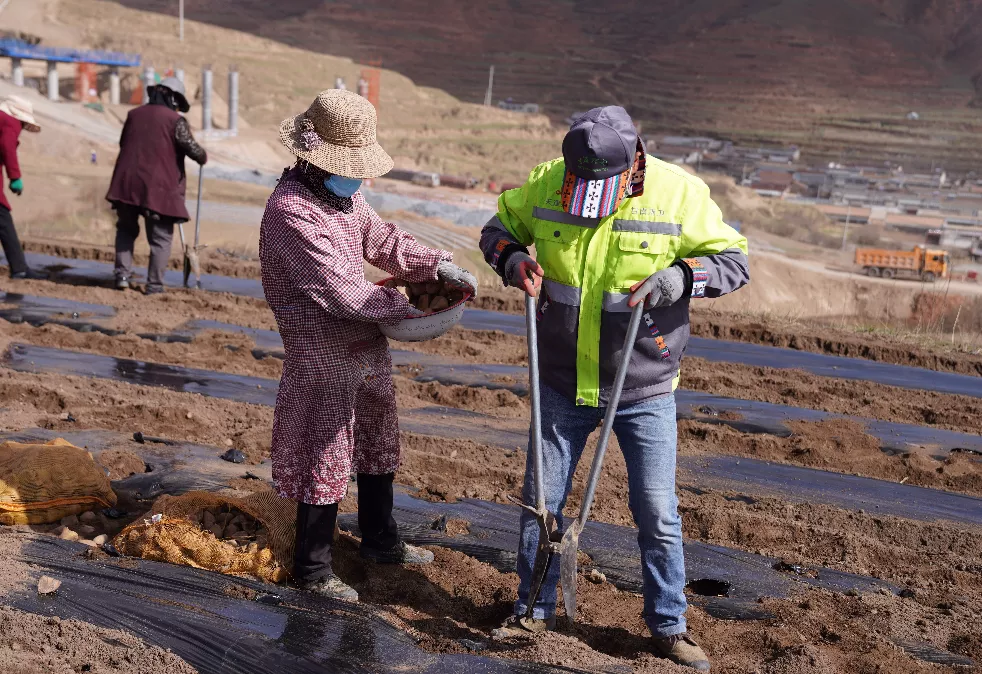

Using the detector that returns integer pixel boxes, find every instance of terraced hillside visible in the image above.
[105,0,982,169]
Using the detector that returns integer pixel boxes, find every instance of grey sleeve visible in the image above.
[174,117,207,165]
[693,248,750,298]
[479,215,528,277]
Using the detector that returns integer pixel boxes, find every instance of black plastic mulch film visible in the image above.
[5,342,982,457]
[11,535,589,674]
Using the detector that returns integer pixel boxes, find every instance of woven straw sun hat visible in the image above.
[279,89,393,179]
[0,95,40,132]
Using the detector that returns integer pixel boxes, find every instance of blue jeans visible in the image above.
[514,384,687,637]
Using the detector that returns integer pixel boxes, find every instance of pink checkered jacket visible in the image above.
[259,168,450,503]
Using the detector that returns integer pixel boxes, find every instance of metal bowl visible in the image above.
[376,278,470,342]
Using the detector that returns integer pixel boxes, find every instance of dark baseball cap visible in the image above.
[562,106,637,180]
[559,106,639,218]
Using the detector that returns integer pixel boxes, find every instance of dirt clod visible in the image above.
[98,449,149,480]
[37,576,61,595]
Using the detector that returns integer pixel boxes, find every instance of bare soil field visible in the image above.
[1,264,981,672]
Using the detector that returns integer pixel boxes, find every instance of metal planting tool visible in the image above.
[559,301,644,621]
[182,168,205,289]
[512,291,560,619]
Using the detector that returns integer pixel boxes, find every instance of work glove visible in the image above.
[628,265,687,309]
[9,178,22,196]
[503,251,543,297]
[436,260,478,298]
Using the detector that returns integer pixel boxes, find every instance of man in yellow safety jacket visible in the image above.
[479,106,749,671]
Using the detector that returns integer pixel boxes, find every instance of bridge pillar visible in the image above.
[109,67,120,105]
[201,65,213,132]
[228,66,238,135]
[46,61,58,101]
[11,58,23,87]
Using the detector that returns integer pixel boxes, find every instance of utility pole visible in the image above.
[179,0,184,41]
[484,65,494,107]
[841,204,852,250]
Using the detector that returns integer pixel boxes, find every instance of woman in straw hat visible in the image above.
[260,89,477,601]
[0,95,45,280]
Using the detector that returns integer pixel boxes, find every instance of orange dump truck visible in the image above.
[855,245,949,282]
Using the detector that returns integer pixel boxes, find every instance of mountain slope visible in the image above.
[99,0,982,168]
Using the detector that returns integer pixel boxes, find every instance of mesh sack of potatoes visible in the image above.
[0,438,117,525]
[113,490,297,583]
[381,279,466,314]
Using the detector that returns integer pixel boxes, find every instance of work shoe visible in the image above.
[115,276,130,290]
[652,633,711,671]
[144,284,165,295]
[302,574,359,602]
[490,614,556,640]
[11,268,48,280]
[359,541,434,565]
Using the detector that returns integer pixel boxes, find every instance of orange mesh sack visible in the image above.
[0,438,117,525]
[113,490,297,583]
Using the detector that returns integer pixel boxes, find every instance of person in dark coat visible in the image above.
[106,77,207,294]
[0,95,44,280]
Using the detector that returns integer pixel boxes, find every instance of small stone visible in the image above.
[845,588,860,597]
[79,511,98,524]
[224,524,240,538]
[224,438,234,447]
[76,525,96,538]
[586,569,606,584]
[209,524,224,538]
[202,511,216,529]
[450,450,458,459]
[60,515,79,528]
[78,539,98,547]
[186,412,193,420]
[220,449,246,464]
[92,534,108,545]
[37,576,61,595]
[58,527,79,542]
[458,638,486,653]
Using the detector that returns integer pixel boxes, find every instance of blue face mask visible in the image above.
[323,175,363,198]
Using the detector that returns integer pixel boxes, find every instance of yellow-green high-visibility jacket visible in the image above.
[479,155,749,407]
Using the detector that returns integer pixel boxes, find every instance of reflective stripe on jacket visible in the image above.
[479,155,749,407]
